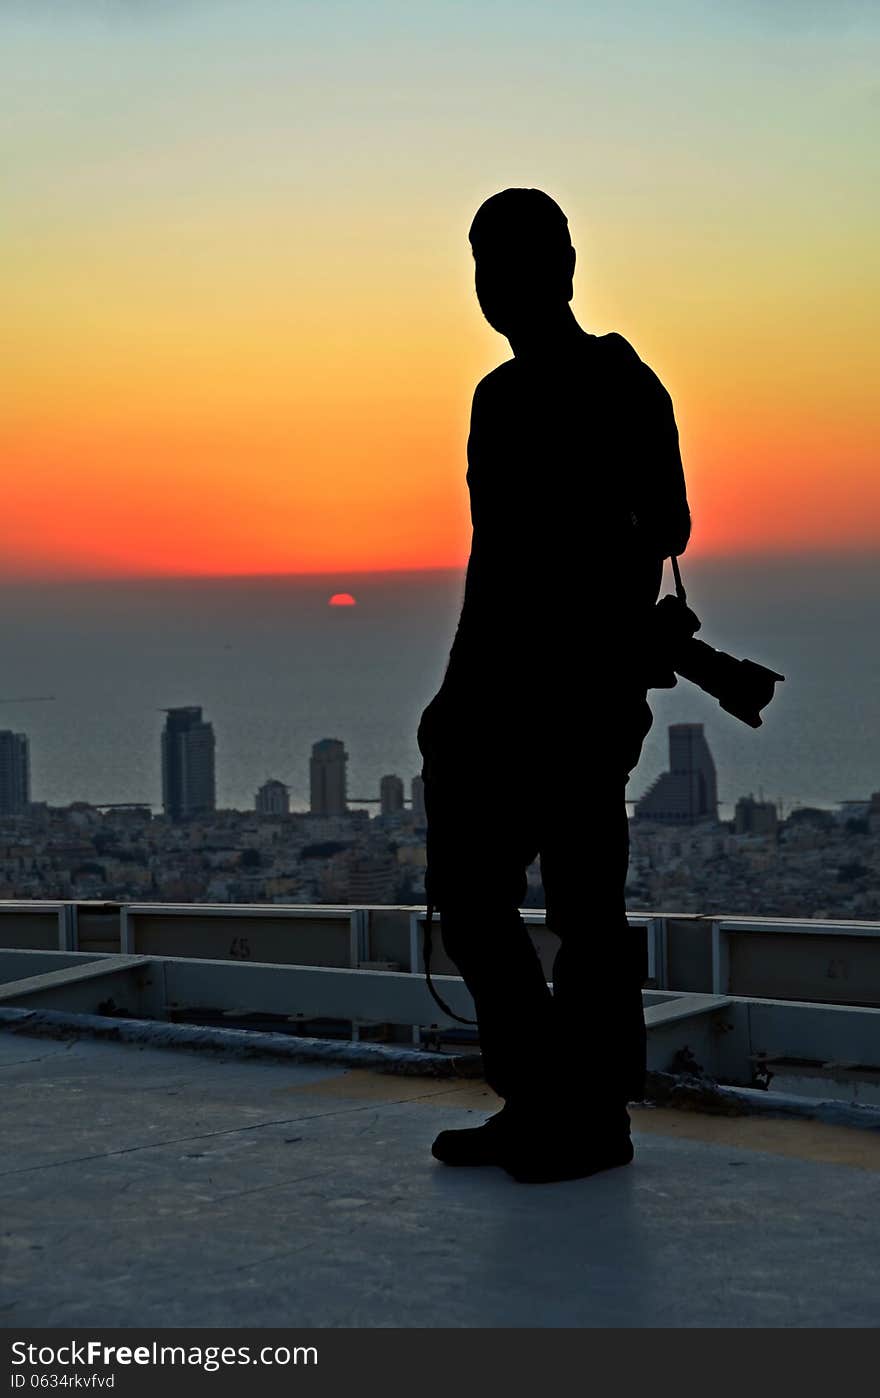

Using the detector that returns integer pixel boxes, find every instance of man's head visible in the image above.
[469,188,576,338]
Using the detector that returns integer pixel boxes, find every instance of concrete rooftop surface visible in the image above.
[2,1028,879,1329]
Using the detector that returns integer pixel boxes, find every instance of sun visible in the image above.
[328,593,356,607]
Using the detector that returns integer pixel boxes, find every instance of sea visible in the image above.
[2,554,880,820]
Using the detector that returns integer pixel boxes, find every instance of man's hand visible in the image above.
[644,593,702,688]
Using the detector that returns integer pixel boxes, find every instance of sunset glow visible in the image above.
[2,3,877,579]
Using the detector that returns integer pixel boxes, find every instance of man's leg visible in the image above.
[491,753,647,1182]
[539,697,653,1115]
[438,900,555,1103]
[422,762,554,1104]
[543,795,647,1111]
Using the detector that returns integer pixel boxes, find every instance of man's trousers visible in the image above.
[417,697,651,1111]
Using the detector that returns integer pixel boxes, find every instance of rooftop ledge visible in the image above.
[2,901,880,1327]
[1,898,880,1113]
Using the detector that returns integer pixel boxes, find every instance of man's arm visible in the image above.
[637,366,691,559]
[605,333,691,559]
[440,379,493,686]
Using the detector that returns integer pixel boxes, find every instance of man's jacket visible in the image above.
[421,331,691,757]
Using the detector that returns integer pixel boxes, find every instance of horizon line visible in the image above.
[3,545,880,585]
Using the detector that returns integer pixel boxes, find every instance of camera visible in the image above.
[647,592,784,729]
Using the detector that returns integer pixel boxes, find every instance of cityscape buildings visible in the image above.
[3,712,880,921]
[0,731,29,816]
[161,707,217,822]
[635,723,718,825]
[735,794,779,836]
[3,777,880,922]
[6,712,880,922]
[256,778,290,816]
[411,774,426,827]
[380,774,405,817]
[310,739,348,816]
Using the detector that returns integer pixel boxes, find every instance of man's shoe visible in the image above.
[504,1133,634,1184]
[431,1105,514,1166]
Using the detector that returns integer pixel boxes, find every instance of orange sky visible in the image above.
[2,3,877,578]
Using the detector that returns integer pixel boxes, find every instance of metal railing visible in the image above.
[2,943,879,1106]
[3,898,880,1009]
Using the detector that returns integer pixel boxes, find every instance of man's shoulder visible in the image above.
[599,332,671,404]
[598,330,642,363]
[474,358,518,398]
[468,361,519,433]
[470,335,672,407]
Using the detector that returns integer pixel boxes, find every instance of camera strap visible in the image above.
[422,902,478,1025]
[671,555,687,604]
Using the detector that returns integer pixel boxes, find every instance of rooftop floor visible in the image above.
[2,1028,879,1328]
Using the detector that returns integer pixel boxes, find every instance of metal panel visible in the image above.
[125,905,356,967]
[161,955,477,1029]
[643,993,734,1079]
[644,992,732,1028]
[663,916,712,992]
[0,949,106,984]
[743,997,880,1068]
[646,1017,724,1079]
[361,907,413,968]
[0,955,156,1017]
[0,903,67,951]
[74,902,122,954]
[725,930,880,1006]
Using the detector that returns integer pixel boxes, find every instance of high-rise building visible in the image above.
[380,774,405,817]
[161,707,216,821]
[734,794,778,836]
[256,778,290,816]
[411,774,426,826]
[0,731,30,816]
[635,723,718,825]
[310,739,348,816]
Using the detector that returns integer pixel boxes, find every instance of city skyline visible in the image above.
[4,724,879,925]
[2,715,431,820]
[0,713,865,825]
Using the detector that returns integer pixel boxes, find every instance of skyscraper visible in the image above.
[635,723,718,825]
[310,739,348,816]
[411,774,427,826]
[0,731,30,816]
[161,707,216,821]
[380,774,405,817]
[256,778,290,815]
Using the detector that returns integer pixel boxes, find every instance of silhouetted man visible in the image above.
[417,188,691,1183]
